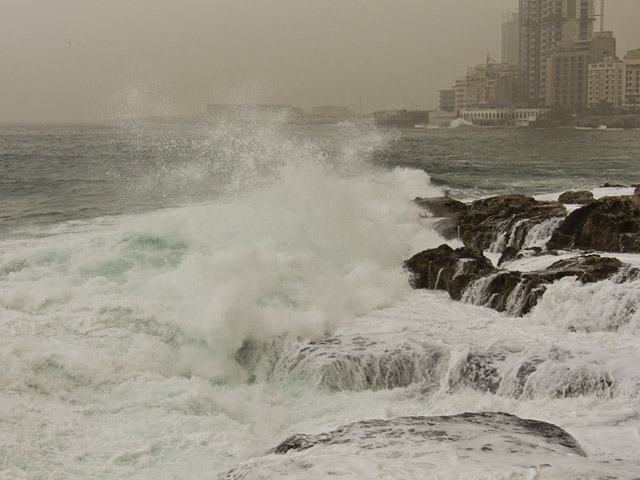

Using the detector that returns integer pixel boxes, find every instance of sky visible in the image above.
[1,0,639,124]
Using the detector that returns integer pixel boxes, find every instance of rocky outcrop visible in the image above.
[282,333,448,392]
[458,195,566,253]
[448,346,616,399]
[218,412,605,479]
[547,195,640,253]
[405,246,627,316]
[403,244,495,299]
[558,190,594,205]
[414,196,468,218]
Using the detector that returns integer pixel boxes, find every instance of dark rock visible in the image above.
[547,195,640,253]
[544,255,623,283]
[497,246,544,266]
[558,190,594,205]
[600,182,627,188]
[414,196,469,218]
[635,185,640,195]
[406,245,626,316]
[404,244,495,297]
[218,413,599,479]
[457,195,566,253]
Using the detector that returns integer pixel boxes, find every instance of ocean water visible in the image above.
[1,119,640,478]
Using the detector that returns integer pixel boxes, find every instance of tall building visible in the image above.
[624,49,640,110]
[502,11,520,64]
[519,0,595,105]
[587,55,624,109]
[545,32,615,111]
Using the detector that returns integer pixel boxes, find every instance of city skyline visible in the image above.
[2,0,640,124]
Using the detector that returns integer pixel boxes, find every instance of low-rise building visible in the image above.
[459,104,549,127]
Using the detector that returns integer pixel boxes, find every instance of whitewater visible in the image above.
[1,119,640,478]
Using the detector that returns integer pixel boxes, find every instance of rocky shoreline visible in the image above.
[219,186,640,478]
[407,188,640,317]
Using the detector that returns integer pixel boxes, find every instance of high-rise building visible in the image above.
[546,32,616,111]
[623,49,640,110]
[502,11,520,65]
[519,0,595,105]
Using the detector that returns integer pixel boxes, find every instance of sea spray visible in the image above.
[0,120,443,384]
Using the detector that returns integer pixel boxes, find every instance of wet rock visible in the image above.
[448,345,618,399]
[282,333,448,391]
[635,185,640,195]
[547,195,640,253]
[457,195,566,253]
[404,244,495,296]
[558,190,594,205]
[406,246,626,317]
[218,412,598,479]
[414,196,469,218]
[600,182,627,188]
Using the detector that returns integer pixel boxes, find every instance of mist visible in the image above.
[1,0,639,124]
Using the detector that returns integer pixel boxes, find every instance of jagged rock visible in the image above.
[558,190,594,205]
[547,195,640,253]
[465,255,625,316]
[457,195,566,253]
[600,182,627,188]
[404,244,495,298]
[448,346,617,399]
[218,412,599,479]
[635,185,640,195]
[282,333,448,391]
[414,196,468,218]
[497,246,545,266]
[406,245,626,316]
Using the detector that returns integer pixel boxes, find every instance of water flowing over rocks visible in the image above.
[457,195,566,253]
[403,244,494,299]
[281,333,448,392]
[448,345,618,399]
[405,244,630,316]
[218,412,640,479]
[547,195,640,253]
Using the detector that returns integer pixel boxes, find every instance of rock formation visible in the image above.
[217,412,640,480]
[547,195,640,253]
[558,190,594,205]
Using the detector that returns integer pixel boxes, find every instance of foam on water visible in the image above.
[2,121,640,478]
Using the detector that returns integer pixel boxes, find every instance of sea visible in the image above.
[1,118,640,479]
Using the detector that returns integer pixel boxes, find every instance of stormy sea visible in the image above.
[1,118,640,479]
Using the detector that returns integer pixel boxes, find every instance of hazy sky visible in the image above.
[2,0,639,124]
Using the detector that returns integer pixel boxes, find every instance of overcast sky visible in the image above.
[1,0,639,124]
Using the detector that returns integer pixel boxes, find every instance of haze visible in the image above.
[2,0,639,124]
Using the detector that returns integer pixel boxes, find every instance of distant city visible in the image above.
[202,1,640,129]
[436,0,640,127]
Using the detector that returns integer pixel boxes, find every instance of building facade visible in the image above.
[502,11,520,65]
[438,89,456,112]
[624,49,640,110]
[587,56,624,109]
[519,0,595,105]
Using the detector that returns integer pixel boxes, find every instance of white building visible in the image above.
[460,105,550,126]
[623,49,640,110]
[588,56,624,109]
